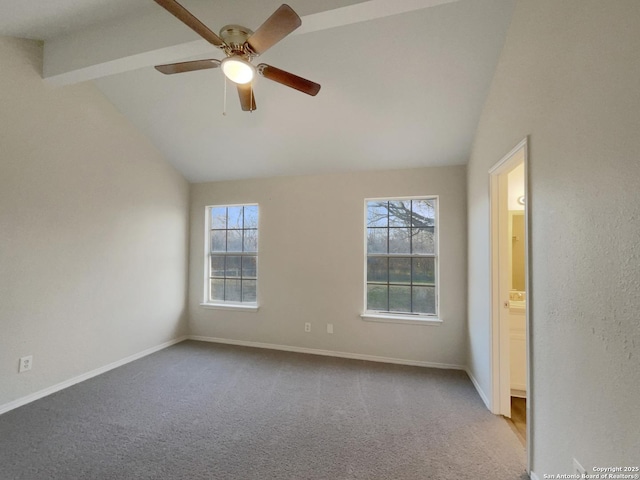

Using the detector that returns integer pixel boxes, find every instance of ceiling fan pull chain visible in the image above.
[222,76,227,116]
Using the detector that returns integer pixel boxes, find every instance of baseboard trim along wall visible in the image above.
[189,335,466,371]
[1,336,486,416]
[464,367,491,410]
[0,336,188,416]
[190,336,496,415]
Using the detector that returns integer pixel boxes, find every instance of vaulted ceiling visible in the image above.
[1,0,516,182]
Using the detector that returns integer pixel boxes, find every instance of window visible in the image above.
[205,204,258,306]
[365,197,438,317]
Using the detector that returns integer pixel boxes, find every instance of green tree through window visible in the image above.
[366,198,437,315]
[207,204,259,304]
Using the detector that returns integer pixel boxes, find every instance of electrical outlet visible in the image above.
[304,322,311,332]
[19,355,33,373]
[573,458,586,476]
[327,323,334,334]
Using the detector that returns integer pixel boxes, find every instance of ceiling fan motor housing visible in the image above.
[219,25,254,56]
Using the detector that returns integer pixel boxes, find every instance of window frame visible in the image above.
[201,203,259,311]
[361,195,441,324]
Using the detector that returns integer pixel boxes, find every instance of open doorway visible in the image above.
[489,138,530,454]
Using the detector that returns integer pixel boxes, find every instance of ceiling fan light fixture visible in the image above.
[221,56,255,84]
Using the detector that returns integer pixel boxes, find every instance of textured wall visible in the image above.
[189,166,467,366]
[466,0,640,473]
[0,37,190,407]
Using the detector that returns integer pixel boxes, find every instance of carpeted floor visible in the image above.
[0,341,527,479]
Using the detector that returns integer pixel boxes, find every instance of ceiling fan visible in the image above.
[153,0,321,111]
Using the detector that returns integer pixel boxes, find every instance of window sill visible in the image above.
[360,313,442,325]
[200,303,259,312]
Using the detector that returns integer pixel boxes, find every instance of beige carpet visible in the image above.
[0,340,527,479]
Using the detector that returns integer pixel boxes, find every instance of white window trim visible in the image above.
[360,313,442,325]
[362,195,440,321]
[200,302,259,312]
[202,203,259,308]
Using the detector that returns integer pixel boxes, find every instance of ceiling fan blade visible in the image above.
[237,84,257,111]
[155,59,221,75]
[257,64,321,96]
[154,0,226,48]
[246,4,301,55]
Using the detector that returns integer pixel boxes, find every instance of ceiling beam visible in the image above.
[297,0,459,34]
[43,0,460,86]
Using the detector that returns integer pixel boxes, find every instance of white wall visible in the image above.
[466,0,640,474]
[0,37,190,407]
[189,167,467,366]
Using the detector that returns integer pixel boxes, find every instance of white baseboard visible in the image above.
[0,336,188,416]
[188,335,466,371]
[464,367,491,410]
[511,387,527,398]
[1,335,469,416]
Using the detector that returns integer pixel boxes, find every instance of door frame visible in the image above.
[489,137,531,462]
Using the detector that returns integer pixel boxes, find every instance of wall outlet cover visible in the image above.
[19,355,33,373]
